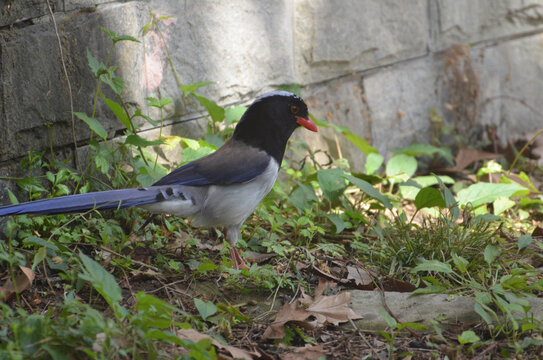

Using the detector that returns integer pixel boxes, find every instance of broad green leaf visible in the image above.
[7,189,19,204]
[32,247,47,270]
[312,118,378,154]
[452,253,468,274]
[86,48,106,77]
[181,81,214,95]
[100,27,139,43]
[458,330,480,345]
[345,174,392,209]
[378,309,397,329]
[125,134,164,148]
[101,72,124,95]
[518,234,532,251]
[483,245,500,265]
[194,93,225,123]
[411,260,452,274]
[194,298,217,321]
[414,187,446,210]
[289,184,318,213]
[457,182,529,208]
[182,147,215,164]
[317,168,347,202]
[136,292,178,329]
[327,213,345,234]
[386,154,417,178]
[78,252,124,317]
[146,97,173,108]
[474,302,495,325]
[101,95,130,129]
[225,105,247,125]
[493,197,515,216]
[74,112,107,140]
[411,284,447,295]
[365,152,384,175]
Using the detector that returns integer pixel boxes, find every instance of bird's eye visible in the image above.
[290,104,300,114]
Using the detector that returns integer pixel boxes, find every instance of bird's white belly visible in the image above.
[192,159,279,227]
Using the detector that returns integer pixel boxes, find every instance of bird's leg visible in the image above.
[226,226,249,270]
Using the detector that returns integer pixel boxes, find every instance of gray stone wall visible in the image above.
[2,0,543,201]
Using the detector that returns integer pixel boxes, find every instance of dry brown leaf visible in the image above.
[314,277,337,298]
[176,329,257,360]
[283,345,326,360]
[307,292,362,326]
[0,266,35,301]
[346,266,373,287]
[453,148,503,171]
[263,292,362,339]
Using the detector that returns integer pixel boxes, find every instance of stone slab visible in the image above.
[431,0,543,51]
[350,290,543,331]
[294,0,429,83]
[0,0,62,27]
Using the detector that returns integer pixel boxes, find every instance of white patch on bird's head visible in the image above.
[254,91,302,104]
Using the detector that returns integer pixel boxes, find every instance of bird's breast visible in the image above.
[192,158,280,227]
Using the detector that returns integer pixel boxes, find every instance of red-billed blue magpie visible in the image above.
[0,91,317,269]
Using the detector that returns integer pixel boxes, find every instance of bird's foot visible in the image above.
[229,247,250,270]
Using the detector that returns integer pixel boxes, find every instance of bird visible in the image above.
[0,91,317,269]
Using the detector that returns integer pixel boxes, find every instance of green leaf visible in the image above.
[289,184,318,213]
[483,245,500,265]
[313,118,377,154]
[146,97,173,108]
[181,81,214,95]
[317,168,347,202]
[194,298,217,321]
[414,187,446,210]
[386,154,417,178]
[327,213,345,234]
[32,247,47,270]
[225,105,247,125]
[345,174,392,209]
[493,197,516,216]
[100,27,139,43]
[125,134,164,148]
[101,95,131,129]
[411,284,447,295]
[458,330,480,345]
[193,93,225,123]
[397,322,428,331]
[277,83,301,97]
[378,309,397,329]
[411,260,453,274]
[136,292,178,329]
[86,48,106,77]
[78,252,123,317]
[518,234,532,251]
[452,253,468,274]
[101,72,124,95]
[74,112,107,140]
[457,182,529,208]
[7,189,19,204]
[365,152,384,175]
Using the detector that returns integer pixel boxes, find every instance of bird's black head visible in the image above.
[233,91,317,163]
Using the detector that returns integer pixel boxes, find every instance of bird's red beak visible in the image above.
[296,116,318,132]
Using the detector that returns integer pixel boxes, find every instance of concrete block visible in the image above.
[294,0,429,83]
[297,75,372,171]
[0,2,149,162]
[145,0,296,105]
[0,0,62,27]
[431,0,543,51]
[363,57,443,158]
[474,34,543,145]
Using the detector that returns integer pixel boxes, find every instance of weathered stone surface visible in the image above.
[0,0,62,27]
[350,291,543,331]
[0,2,148,162]
[431,0,543,51]
[64,0,113,12]
[363,57,444,158]
[294,0,429,83]
[296,75,371,171]
[473,34,543,145]
[145,0,296,105]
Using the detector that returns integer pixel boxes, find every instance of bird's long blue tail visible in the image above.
[0,188,162,216]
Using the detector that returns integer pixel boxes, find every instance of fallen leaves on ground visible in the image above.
[176,328,258,360]
[0,266,35,301]
[450,148,503,172]
[263,278,362,340]
[282,344,326,360]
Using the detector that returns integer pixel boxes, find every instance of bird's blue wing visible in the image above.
[153,139,272,186]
